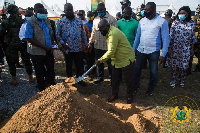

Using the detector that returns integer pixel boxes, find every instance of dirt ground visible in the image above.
[0,59,200,132]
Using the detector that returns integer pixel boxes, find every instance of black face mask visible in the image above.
[100,30,108,36]
[144,11,153,18]
[65,12,74,19]
[123,15,131,20]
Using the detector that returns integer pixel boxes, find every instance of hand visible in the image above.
[43,46,51,51]
[95,60,101,66]
[134,50,137,57]
[53,41,57,45]
[159,56,165,65]
[88,43,93,53]
[62,44,69,51]
[190,48,194,56]
[168,48,172,57]
[85,46,89,53]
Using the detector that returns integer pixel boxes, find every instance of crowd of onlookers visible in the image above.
[0,0,199,104]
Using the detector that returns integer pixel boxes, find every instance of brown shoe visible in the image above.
[127,97,133,104]
[107,95,118,102]
[11,76,17,86]
[29,75,36,83]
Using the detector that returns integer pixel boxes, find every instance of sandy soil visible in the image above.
[0,77,163,133]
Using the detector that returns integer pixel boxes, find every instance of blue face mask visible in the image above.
[25,17,30,21]
[37,13,47,19]
[141,10,145,17]
[98,12,106,17]
[178,14,186,21]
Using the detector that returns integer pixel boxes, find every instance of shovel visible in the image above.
[76,64,96,83]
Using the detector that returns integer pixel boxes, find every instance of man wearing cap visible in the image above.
[1,4,35,85]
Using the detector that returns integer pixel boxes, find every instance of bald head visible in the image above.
[145,2,156,12]
[98,19,110,36]
[98,19,109,28]
[144,2,156,19]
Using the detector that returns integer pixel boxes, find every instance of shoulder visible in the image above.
[108,14,117,22]
[107,13,115,19]
[188,20,195,24]
[117,19,123,24]
[75,17,82,23]
[109,26,120,35]
[130,18,138,24]
[173,20,180,25]
[156,15,166,23]
[139,17,146,23]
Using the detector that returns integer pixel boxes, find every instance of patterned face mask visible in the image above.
[87,16,94,20]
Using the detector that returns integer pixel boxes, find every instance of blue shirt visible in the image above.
[85,21,93,33]
[56,16,88,52]
[133,14,169,57]
[25,19,52,47]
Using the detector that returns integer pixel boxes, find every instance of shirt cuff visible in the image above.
[98,58,103,63]
[161,51,167,57]
[60,40,65,45]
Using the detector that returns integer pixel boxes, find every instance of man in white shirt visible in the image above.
[133,2,169,96]
[19,9,34,42]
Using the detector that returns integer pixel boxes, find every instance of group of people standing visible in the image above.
[0,0,198,104]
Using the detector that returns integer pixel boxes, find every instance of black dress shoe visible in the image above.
[107,95,118,102]
[78,81,87,87]
[127,97,133,104]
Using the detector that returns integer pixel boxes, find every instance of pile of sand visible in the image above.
[0,78,162,133]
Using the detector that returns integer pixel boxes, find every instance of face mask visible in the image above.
[25,17,30,21]
[87,16,94,20]
[144,11,153,18]
[141,10,145,17]
[123,15,130,20]
[178,14,186,21]
[98,12,106,17]
[100,30,107,36]
[65,12,74,19]
[37,13,47,19]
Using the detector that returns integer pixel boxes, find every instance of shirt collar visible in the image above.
[145,13,159,20]
[121,18,134,21]
[103,12,109,18]
[152,14,159,20]
[106,26,112,38]
[64,16,77,21]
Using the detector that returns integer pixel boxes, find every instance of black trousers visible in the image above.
[64,51,83,77]
[31,51,55,91]
[112,61,135,98]
[6,42,33,76]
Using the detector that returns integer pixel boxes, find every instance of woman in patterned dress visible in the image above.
[166,6,197,88]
